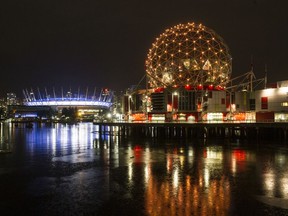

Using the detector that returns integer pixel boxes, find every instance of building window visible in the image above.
[249,99,255,110]
[221,98,225,104]
[208,91,212,98]
[261,97,268,109]
[281,102,288,107]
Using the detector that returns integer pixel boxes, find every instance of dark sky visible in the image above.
[1,0,287,97]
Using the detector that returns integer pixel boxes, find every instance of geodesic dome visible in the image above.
[145,22,232,89]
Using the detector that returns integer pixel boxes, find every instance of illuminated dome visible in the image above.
[145,22,232,89]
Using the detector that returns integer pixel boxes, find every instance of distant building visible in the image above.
[0,97,6,119]
[7,92,19,106]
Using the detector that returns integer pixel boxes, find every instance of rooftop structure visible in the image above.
[22,87,113,109]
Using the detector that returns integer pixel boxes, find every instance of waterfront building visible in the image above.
[255,80,288,122]
[121,22,285,123]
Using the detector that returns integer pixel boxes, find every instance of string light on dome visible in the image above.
[145,22,232,88]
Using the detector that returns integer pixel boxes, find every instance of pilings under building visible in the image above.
[93,122,288,143]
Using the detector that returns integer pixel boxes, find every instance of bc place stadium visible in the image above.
[8,87,114,122]
[23,87,112,108]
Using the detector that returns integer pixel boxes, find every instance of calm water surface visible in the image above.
[0,122,288,216]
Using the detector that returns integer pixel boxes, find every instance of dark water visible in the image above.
[0,122,288,216]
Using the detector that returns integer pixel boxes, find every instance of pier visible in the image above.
[93,122,288,142]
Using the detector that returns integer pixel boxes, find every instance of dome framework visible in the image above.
[145,22,232,89]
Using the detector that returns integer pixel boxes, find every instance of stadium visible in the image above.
[9,87,114,122]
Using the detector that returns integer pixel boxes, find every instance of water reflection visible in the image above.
[145,146,231,216]
[262,151,288,199]
[24,123,97,156]
[92,127,288,214]
[0,122,288,215]
[0,122,13,152]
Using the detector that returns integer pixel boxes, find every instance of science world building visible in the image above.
[123,22,288,122]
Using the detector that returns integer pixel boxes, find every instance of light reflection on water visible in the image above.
[144,145,231,216]
[0,122,288,215]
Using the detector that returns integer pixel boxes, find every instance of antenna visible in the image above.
[25,89,30,101]
[93,87,96,100]
[77,86,80,100]
[99,88,102,101]
[69,86,72,99]
[85,87,89,100]
[37,87,42,101]
[53,87,56,99]
[250,55,254,72]
[45,87,48,99]
[250,55,254,91]
[30,88,36,100]
[23,89,28,102]
[264,64,267,89]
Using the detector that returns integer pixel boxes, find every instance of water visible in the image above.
[0,122,288,216]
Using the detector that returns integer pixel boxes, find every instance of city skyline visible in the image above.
[1,0,287,97]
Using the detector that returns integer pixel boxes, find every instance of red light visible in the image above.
[197,84,203,90]
[133,145,142,152]
[154,87,164,93]
[232,149,246,161]
[185,84,191,90]
[203,149,207,158]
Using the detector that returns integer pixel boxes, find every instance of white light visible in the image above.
[25,99,112,108]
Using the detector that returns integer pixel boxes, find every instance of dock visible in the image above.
[93,121,288,142]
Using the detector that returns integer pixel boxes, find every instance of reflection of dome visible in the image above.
[145,22,232,89]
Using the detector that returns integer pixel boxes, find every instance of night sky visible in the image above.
[1,0,287,97]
